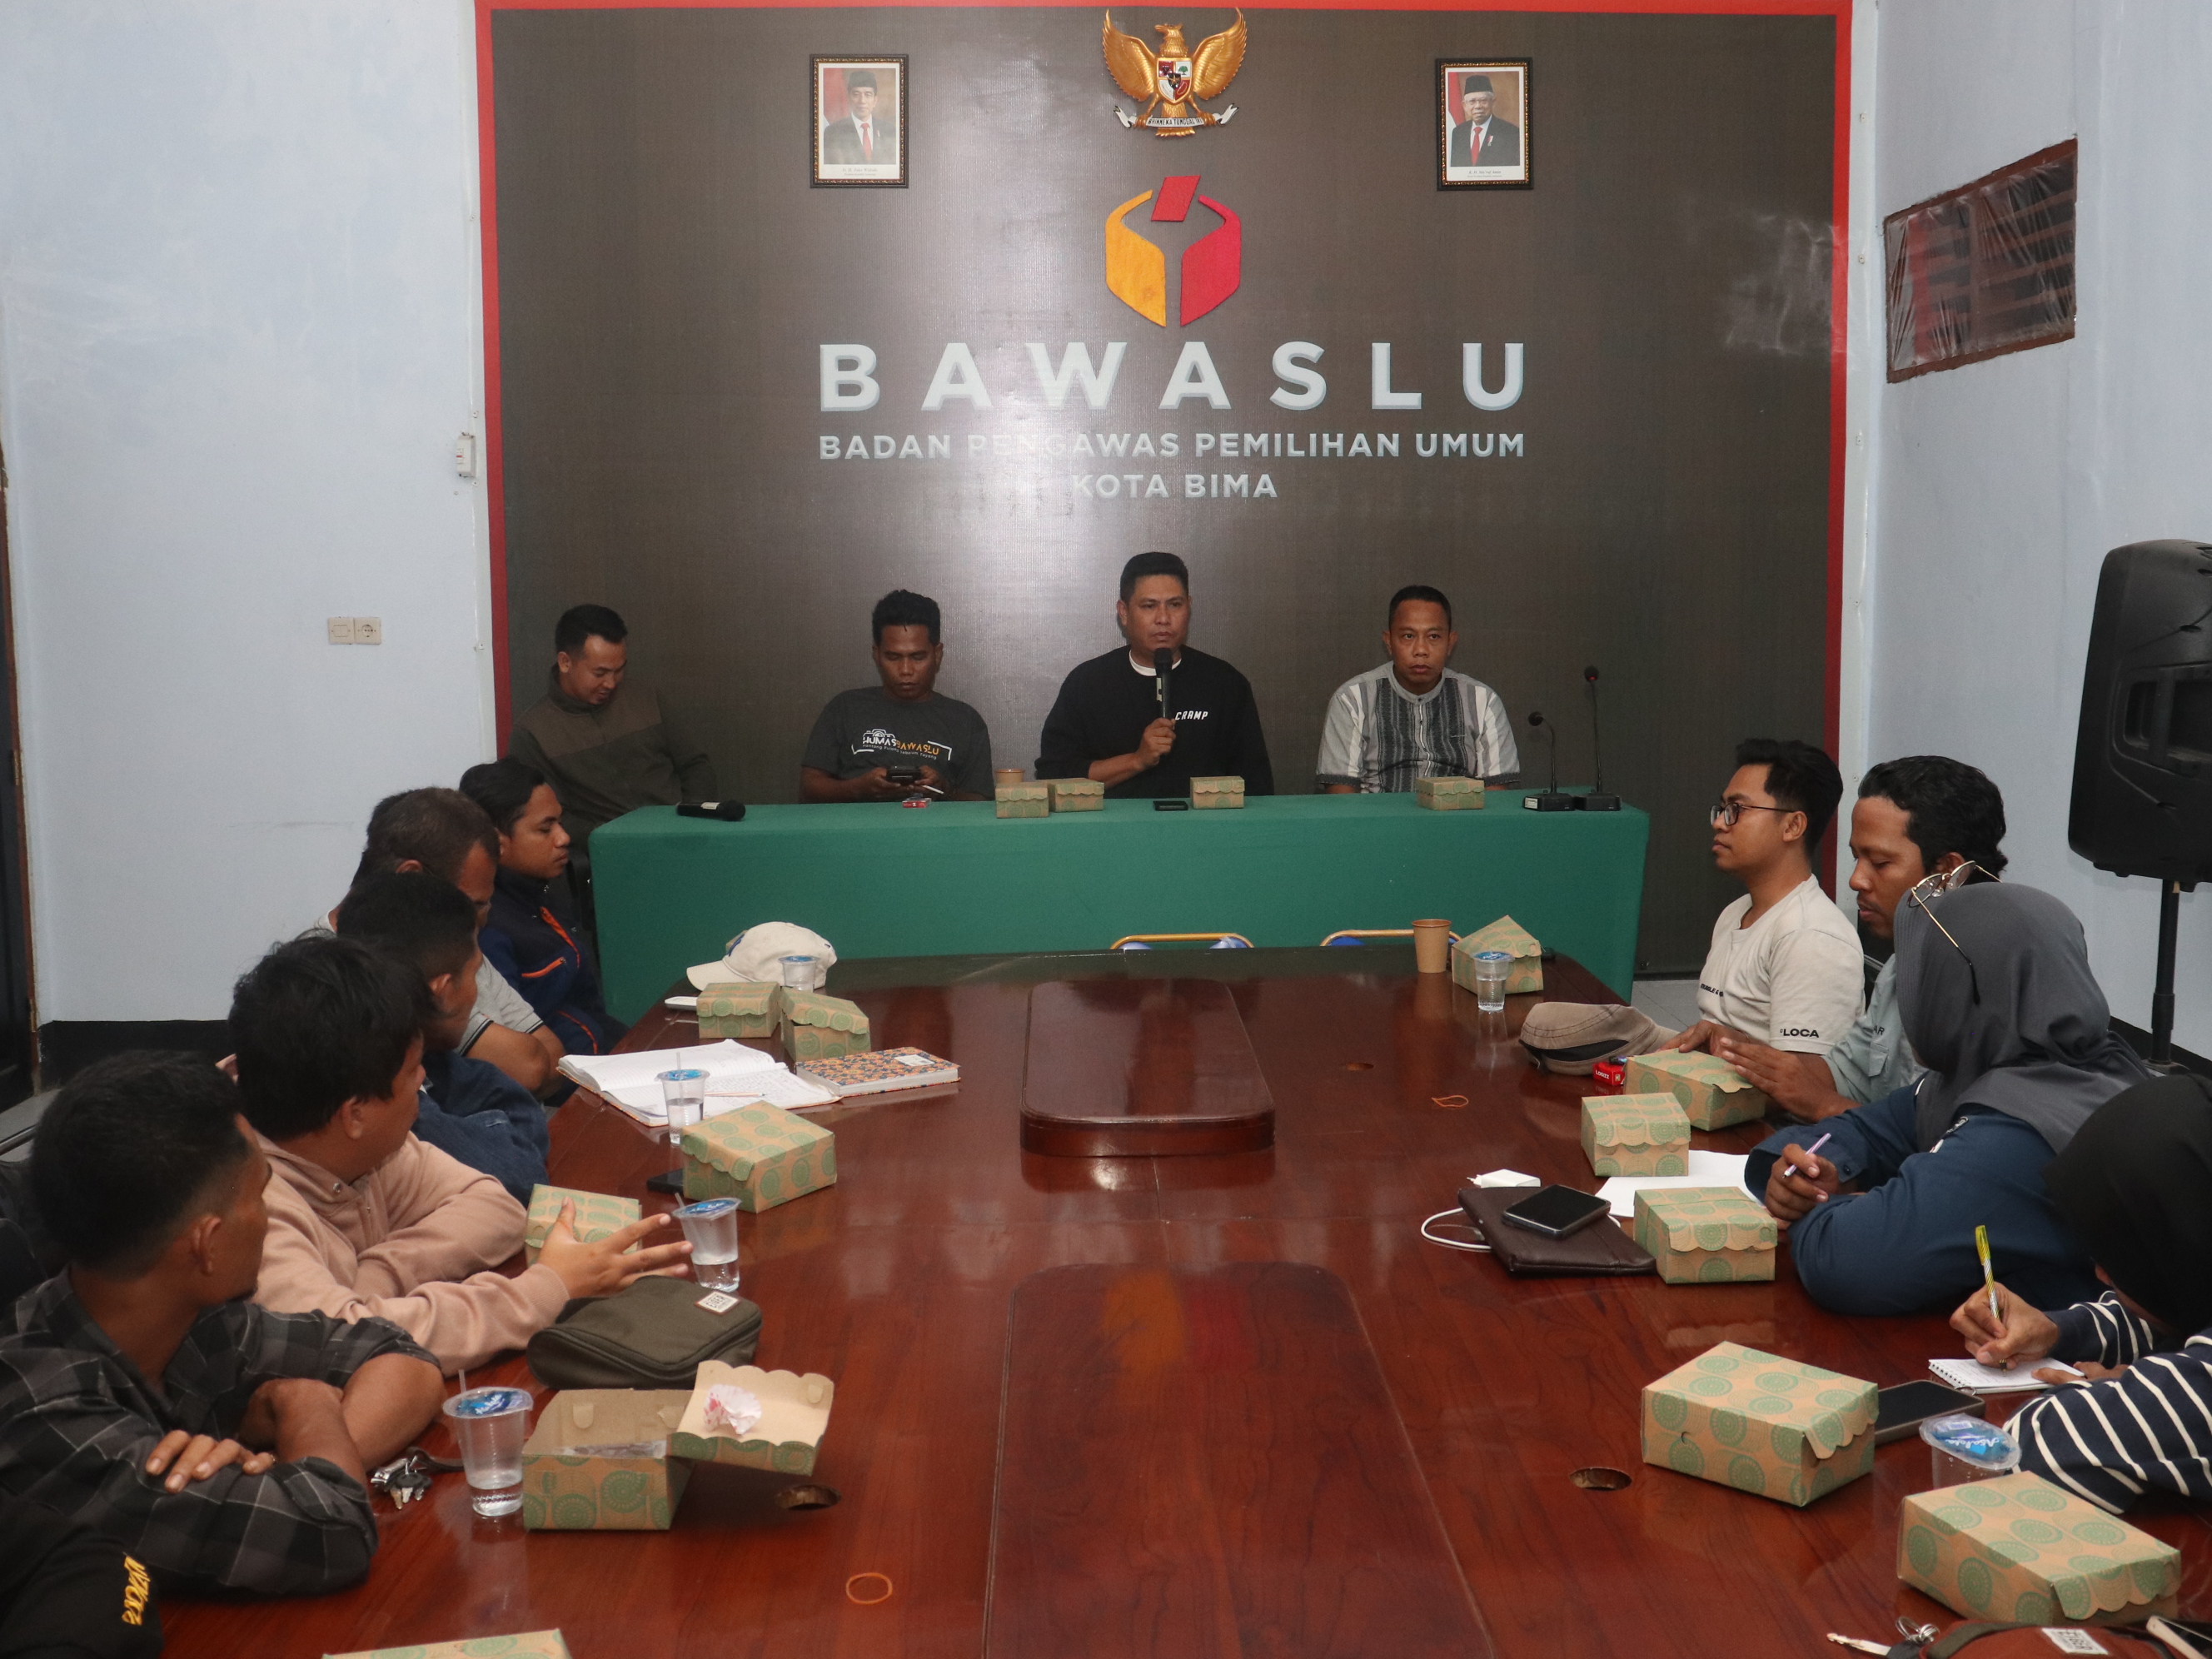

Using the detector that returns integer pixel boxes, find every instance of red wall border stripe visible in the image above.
[475,0,1854,754]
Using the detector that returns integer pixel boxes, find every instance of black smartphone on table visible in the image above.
[1874,1380,1986,1445]
[1499,1184,1612,1238]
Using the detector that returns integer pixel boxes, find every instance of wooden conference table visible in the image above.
[162,947,2210,1658]
[589,793,1652,1019]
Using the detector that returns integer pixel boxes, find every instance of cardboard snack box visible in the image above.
[519,1390,692,1532]
[670,1360,837,1474]
[1191,775,1245,809]
[695,979,778,1040]
[1581,1093,1691,1177]
[1450,915,1542,995]
[1622,1049,1770,1129]
[1415,775,1485,810]
[680,1103,837,1212]
[1642,1341,1876,1507]
[522,1185,641,1266]
[327,1632,571,1659]
[778,989,871,1064]
[1897,1472,2182,1623]
[1046,778,1104,812]
[1631,1186,1777,1283]
[995,783,1049,819]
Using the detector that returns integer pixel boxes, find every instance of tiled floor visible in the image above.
[1628,976,1702,1034]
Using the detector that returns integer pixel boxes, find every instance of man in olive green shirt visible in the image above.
[506,605,716,913]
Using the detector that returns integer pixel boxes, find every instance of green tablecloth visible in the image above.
[590,795,1649,1020]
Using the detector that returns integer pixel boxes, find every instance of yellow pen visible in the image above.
[1975,1224,2000,1324]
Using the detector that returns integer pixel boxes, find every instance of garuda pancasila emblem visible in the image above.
[1104,9,1246,137]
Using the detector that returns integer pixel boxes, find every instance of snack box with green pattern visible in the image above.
[1622,1049,1770,1129]
[1414,775,1485,810]
[1581,1093,1691,1177]
[994,782,1049,819]
[1641,1341,1876,1507]
[680,1102,837,1212]
[695,979,778,1039]
[1897,1472,2181,1624]
[777,989,871,1064]
[1631,1186,1777,1283]
[522,1185,642,1266]
[1046,778,1104,812]
[1450,914,1542,994]
[669,1360,836,1474]
[1190,775,1245,809]
[517,1390,691,1532]
[327,1632,572,1659]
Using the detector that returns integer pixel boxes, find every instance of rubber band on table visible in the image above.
[846,1572,894,1605]
[1431,1094,1468,1109]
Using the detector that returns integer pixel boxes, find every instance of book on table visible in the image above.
[796,1047,960,1098]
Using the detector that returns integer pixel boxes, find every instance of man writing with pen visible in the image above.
[1034,551,1273,799]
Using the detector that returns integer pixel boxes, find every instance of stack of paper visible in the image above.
[557,1040,834,1122]
[1595,1151,1753,1218]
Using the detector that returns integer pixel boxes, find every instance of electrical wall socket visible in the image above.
[326,616,357,645]
[353,616,382,645]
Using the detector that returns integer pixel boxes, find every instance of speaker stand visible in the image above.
[2151,879,2183,1069]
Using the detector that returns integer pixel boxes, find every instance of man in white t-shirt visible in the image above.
[1666,738,1863,1056]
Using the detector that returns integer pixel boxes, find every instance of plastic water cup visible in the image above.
[659,1069,707,1153]
[673,1198,741,1293]
[1921,1412,2019,1486]
[1472,949,1512,1012]
[442,1387,531,1517]
[780,954,819,993]
[1412,919,1452,974]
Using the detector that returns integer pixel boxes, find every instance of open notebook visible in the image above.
[557,1040,835,1123]
[1926,1356,2084,1394]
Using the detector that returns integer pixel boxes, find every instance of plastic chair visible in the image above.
[1109,932,1254,951]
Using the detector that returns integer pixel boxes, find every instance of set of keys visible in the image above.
[370,1447,461,1508]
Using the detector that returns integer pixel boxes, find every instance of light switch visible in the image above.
[326,616,357,645]
[354,616,383,645]
[455,433,478,480]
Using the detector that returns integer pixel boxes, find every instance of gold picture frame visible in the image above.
[813,56,909,188]
[1437,59,1532,190]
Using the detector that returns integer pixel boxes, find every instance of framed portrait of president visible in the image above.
[814,56,908,187]
[1437,60,1532,190]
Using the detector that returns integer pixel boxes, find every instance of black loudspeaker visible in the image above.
[2068,540,2212,885]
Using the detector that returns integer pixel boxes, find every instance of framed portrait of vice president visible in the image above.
[814,56,908,187]
[1437,60,1531,190]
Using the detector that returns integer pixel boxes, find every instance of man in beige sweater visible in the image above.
[230,934,690,1374]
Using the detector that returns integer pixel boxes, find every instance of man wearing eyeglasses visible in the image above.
[1713,756,2010,1121]
[1661,739,1864,1059]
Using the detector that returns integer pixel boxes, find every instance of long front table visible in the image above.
[590,794,1650,1019]
[160,947,2211,1657]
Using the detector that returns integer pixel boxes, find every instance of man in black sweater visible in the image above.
[1036,552,1273,798]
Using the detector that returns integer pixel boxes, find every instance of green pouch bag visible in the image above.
[524,1274,763,1390]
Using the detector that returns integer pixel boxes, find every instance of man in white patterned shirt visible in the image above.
[1315,585,1519,792]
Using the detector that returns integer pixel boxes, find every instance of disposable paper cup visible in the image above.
[1412,919,1452,974]
[994,768,1025,787]
[1472,949,1512,1013]
[442,1386,531,1517]
[674,1198,741,1293]
[659,1069,707,1150]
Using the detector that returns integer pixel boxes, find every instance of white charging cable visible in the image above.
[1420,1208,1490,1252]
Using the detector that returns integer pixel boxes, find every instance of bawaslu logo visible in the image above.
[1106,173,1241,326]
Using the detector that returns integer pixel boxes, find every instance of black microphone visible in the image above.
[1153,648,1174,722]
[1582,666,1621,811]
[1522,712,1574,812]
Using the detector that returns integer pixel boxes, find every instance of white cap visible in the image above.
[685,922,839,989]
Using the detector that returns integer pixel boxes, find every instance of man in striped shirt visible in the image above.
[1948,1074,2212,1512]
[1315,585,1519,793]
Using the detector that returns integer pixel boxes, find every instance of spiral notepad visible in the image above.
[1926,1356,2081,1394]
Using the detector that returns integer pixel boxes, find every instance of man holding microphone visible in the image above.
[1035,552,1273,798]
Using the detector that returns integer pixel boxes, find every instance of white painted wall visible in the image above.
[1867,0,2212,1050]
[0,2,494,1024]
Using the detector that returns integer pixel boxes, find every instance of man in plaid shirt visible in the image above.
[0,1053,443,1597]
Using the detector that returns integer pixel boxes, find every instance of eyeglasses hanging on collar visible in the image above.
[1904,861,1999,1005]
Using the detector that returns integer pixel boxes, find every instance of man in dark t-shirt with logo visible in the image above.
[1035,551,1273,799]
[800,590,994,801]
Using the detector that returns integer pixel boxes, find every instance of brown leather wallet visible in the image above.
[1457,1187,1657,1277]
